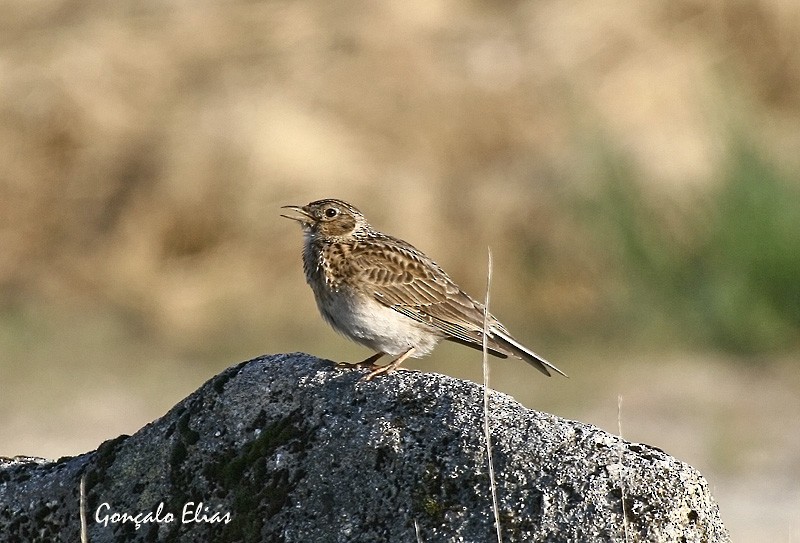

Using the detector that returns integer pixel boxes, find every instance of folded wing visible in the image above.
[345,237,565,377]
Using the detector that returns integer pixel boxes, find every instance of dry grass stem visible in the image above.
[618,394,631,543]
[414,518,423,543]
[482,248,503,543]
[80,473,88,543]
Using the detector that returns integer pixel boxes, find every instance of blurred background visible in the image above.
[1,0,799,540]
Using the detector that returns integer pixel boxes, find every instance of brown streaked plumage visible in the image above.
[281,198,566,380]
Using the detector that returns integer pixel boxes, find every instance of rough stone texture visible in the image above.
[0,353,730,542]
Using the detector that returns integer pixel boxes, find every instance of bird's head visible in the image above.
[281,199,369,240]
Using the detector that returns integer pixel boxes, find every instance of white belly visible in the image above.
[316,291,441,357]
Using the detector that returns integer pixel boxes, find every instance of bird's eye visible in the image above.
[324,207,338,218]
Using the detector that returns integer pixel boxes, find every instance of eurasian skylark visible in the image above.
[282,199,566,381]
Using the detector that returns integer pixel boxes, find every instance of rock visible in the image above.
[0,353,730,542]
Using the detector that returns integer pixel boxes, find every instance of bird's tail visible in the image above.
[491,329,567,378]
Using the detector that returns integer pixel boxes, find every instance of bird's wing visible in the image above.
[345,237,567,377]
[346,238,501,348]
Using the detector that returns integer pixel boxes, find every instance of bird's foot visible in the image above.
[360,348,416,382]
[336,352,385,370]
[361,364,394,381]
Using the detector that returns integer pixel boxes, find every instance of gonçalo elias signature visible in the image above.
[95,501,231,531]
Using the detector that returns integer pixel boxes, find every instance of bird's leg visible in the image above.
[362,348,416,381]
[336,352,384,369]
[358,352,386,367]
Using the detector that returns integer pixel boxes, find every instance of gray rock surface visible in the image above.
[0,353,730,542]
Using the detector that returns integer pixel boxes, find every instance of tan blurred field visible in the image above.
[2,1,799,541]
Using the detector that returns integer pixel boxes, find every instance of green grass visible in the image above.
[585,140,800,355]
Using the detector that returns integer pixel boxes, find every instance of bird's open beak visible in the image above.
[280,205,313,225]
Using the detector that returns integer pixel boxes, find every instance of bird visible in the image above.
[281,198,566,381]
